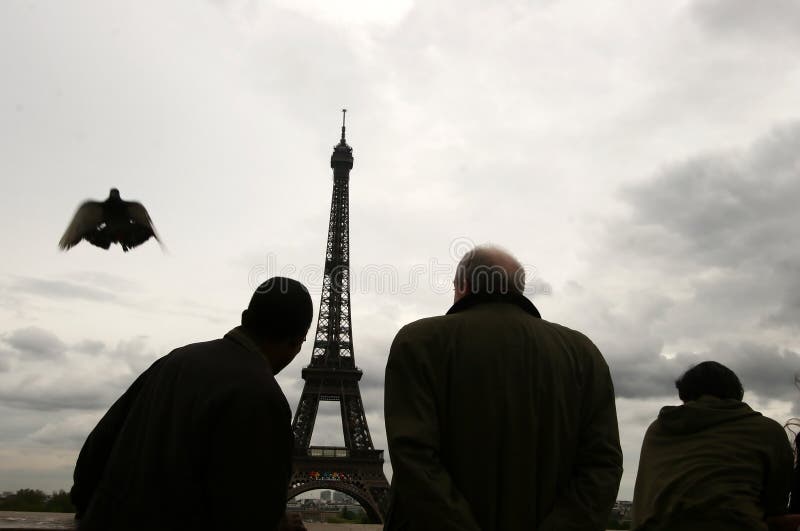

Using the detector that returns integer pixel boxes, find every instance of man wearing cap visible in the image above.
[71,277,312,531]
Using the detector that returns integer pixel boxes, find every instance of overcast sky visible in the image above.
[1,0,800,501]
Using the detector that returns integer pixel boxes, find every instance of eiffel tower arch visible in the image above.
[288,110,389,523]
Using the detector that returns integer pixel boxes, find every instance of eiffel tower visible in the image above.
[288,110,389,523]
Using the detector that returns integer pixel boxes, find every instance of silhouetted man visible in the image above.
[71,277,311,531]
[383,244,623,530]
[631,361,792,531]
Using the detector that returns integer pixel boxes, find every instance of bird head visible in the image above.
[109,188,121,200]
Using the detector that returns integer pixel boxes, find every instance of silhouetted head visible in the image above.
[453,244,525,303]
[241,277,313,374]
[109,188,121,200]
[675,361,744,402]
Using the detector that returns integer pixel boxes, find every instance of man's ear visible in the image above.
[454,278,470,301]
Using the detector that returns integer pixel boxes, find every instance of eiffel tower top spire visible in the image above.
[331,108,353,172]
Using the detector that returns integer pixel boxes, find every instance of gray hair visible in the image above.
[455,244,526,295]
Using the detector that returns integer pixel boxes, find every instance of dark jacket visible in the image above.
[70,328,293,531]
[383,292,623,531]
[631,397,793,531]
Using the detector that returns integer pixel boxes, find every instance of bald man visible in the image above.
[384,245,622,531]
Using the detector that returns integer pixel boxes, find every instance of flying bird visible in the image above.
[59,188,163,252]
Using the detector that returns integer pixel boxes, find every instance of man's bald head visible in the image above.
[454,244,525,301]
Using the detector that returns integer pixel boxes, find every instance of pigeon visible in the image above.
[59,188,163,252]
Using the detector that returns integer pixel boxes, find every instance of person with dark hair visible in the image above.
[631,361,793,531]
[384,244,623,530]
[70,277,312,531]
[675,360,744,402]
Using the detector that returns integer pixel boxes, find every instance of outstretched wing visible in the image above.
[59,201,105,250]
[125,201,164,250]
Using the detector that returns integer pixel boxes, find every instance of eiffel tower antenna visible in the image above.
[288,111,389,522]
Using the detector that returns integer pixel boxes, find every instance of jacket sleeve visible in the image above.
[539,339,623,531]
[384,326,482,531]
[206,384,292,531]
[70,365,154,518]
[762,422,793,517]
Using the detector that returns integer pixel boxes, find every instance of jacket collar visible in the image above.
[446,291,541,318]
[225,326,273,374]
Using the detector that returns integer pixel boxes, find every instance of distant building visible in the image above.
[332,491,356,504]
[320,490,332,502]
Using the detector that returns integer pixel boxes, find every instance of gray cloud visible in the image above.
[0,351,11,372]
[72,339,105,355]
[618,123,800,336]
[620,123,800,269]
[578,122,800,407]
[4,326,66,359]
[0,385,113,412]
[113,336,156,375]
[28,412,103,447]
[11,277,118,303]
[66,271,140,293]
[691,0,800,44]
[0,327,154,412]
[764,261,800,329]
[610,343,800,406]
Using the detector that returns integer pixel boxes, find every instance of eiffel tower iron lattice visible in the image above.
[288,110,389,523]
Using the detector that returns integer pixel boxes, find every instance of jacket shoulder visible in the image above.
[392,311,603,363]
[748,410,792,442]
[394,314,451,339]
[538,318,600,348]
[168,337,229,356]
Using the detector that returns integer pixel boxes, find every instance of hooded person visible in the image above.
[631,361,793,531]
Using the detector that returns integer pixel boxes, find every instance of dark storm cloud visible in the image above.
[608,356,676,400]
[3,326,66,359]
[620,122,800,268]
[610,343,800,404]
[728,343,800,402]
[691,0,800,44]
[764,261,800,330]
[611,122,800,333]
[587,121,800,404]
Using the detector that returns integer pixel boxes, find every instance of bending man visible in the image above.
[71,277,311,531]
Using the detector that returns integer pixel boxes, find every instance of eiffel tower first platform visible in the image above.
[288,110,389,522]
